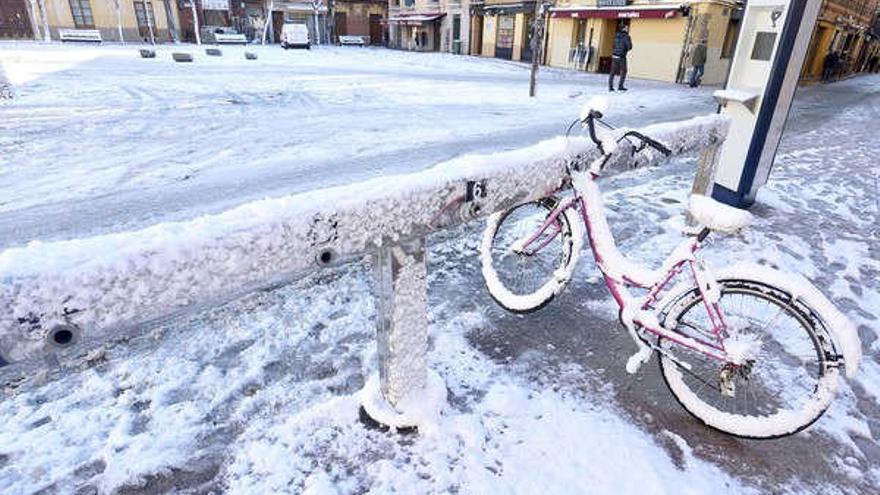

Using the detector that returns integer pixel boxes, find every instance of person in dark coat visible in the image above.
[822,51,838,82]
[689,40,707,87]
[609,25,633,92]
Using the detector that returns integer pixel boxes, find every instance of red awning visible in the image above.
[385,14,446,26]
[550,6,681,20]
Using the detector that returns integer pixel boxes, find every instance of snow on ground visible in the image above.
[0,42,715,247]
[1,44,879,494]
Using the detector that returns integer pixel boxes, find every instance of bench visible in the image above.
[338,35,368,46]
[139,49,156,59]
[213,33,248,45]
[58,28,102,43]
[205,48,222,56]
[244,52,258,60]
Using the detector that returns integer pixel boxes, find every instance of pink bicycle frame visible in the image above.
[517,172,731,363]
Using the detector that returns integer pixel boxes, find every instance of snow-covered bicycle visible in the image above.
[480,100,861,438]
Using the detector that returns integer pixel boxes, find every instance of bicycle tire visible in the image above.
[657,277,840,439]
[480,198,584,314]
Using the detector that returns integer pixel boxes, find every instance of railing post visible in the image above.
[375,237,427,405]
[360,237,445,431]
[688,137,722,226]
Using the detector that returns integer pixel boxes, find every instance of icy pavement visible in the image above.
[1,48,879,493]
[0,43,715,247]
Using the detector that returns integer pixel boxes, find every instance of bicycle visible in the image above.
[479,99,862,438]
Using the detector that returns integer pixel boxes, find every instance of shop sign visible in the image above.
[202,0,230,11]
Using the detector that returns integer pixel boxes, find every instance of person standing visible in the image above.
[689,40,707,87]
[609,25,632,92]
[822,51,838,82]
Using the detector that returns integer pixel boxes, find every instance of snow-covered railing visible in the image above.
[0,114,728,428]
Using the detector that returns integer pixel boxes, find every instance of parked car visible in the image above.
[281,24,310,50]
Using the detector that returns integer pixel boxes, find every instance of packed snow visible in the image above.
[0,42,717,247]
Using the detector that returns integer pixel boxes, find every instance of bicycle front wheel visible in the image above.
[658,278,840,439]
[480,198,583,314]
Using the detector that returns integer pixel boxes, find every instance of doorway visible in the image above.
[335,12,347,38]
[0,0,33,39]
[521,13,534,62]
[471,15,483,55]
[369,14,382,45]
[495,15,514,59]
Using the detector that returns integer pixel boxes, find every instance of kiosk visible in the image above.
[711,0,823,208]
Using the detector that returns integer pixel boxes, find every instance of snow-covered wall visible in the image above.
[0,115,729,363]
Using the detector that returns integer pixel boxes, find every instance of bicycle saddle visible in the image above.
[688,194,753,234]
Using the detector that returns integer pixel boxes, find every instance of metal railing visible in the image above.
[0,114,728,427]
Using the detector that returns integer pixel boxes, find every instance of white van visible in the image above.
[281,24,311,50]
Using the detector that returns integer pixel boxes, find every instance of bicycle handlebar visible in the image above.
[573,115,671,170]
[621,130,672,156]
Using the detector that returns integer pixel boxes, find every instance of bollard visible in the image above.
[139,49,156,59]
[172,53,194,63]
[205,48,222,57]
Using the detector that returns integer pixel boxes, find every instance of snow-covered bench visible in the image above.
[213,33,248,45]
[58,28,102,43]
[339,35,368,46]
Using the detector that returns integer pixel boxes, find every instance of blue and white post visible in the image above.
[711,0,823,208]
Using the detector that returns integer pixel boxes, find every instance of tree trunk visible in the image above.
[262,0,273,44]
[190,1,201,45]
[313,12,320,44]
[27,0,41,41]
[35,0,51,41]
[116,0,125,43]
[528,3,547,98]
[146,1,156,44]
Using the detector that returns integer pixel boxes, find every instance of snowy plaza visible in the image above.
[1,43,880,494]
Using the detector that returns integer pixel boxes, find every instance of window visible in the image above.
[134,1,156,30]
[68,0,94,28]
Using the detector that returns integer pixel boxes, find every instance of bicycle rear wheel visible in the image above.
[658,278,840,439]
[480,198,583,314]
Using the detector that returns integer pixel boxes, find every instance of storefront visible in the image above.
[546,1,737,85]
[387,13,444,51]
[479,1,535,61]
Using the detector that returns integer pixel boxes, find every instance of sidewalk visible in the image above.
[1,75,878,494]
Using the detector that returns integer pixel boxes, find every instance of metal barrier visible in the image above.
[0,114,728,427]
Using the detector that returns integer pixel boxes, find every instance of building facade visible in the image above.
[801,0,880,81]
[176,0,330,44]
[1,0,180,41]
[334,0,386,44]
[471,0,537,61]
[387,0,469,53]
[543,0,741,85]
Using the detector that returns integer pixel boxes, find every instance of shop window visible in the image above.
[68,0,95,28]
